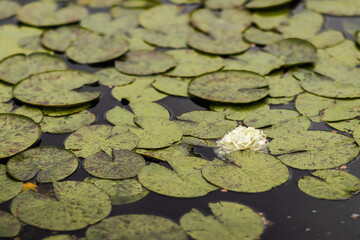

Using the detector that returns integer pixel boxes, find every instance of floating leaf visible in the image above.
[327,118,360,133]
[7,146,79,183]
[267,70,303,97]
[130,117,182,149]
[0,102,13,113]
[206,0,247,9]
[189,70,269,104]
[84,150,145,179]
[298,170,360,200]
[0,82,12,102]
[0,113,41,159]
[106,106,136,126]
[65,125,139,158]
[152,76,190,97]
[0,53,67,85]
[305,0,360,16]
[95,68,135,87]
[253,7,290,30]
[13,105,43,123]
[40,110,96,134]
[78,0,122,7]
[0,1,20,20]
[13,70,100,107]
[343,18,360,35]
[265,96,294,105]
[41,104,90,117]
[353,125,360,146]
[202,150,289,192]
[138,156,218,197]
[180,201,264,240]
[42,235,77,240]
[264,38,317,66]
[164,49,224,77]
[210,101,269,121]
[246,0,292,9]
[115,51,177,76]
[85,178,148,205]
[0,165,23,203]
[263,116,311,138]
[86,214,187,240]
[130,102,170,119]
[0,211,21,238]
[17,2,88,27]
[324,40,360,67]
[322,99,360,122]
[135,142,191,161]
[125,28,155,51]
[11,181,111,231]
[309,29,345,49]
[243,27,283,45]
[269,131,359,170]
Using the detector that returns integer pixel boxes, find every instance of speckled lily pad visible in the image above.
[206,0,247,9]
[246,0,292,9]
[86,214,187,240]
[17,2,88,27]
[95,68,135,87]
[7,146,79,183]
[41,104,90,117]
[41,235,77,240]
[305,0,360,16]
[0,113,41,159]
[135,142,191,161]
[267,70,303,97]
[324,40,360,67]
[13,70,100,107]
[253,7,290,30]
[243,26,283,45]
[0,1,20,20]
[263,116,311,138]
[0,165,23,204]
[11,181,111,231]
[298,170,360,200]
[138,157,218,197]
[322,99,360,122]
[210,101,269,121]
[0,211,21,238]
[188,70,269,103]
[180,201,264,240]
[12,105,43,123]
[354,125,360,146]
[106,106,136,126]
[152,76,190,97]
[84,149,145,179]
[0,103,13,113]
[0,82,13,102]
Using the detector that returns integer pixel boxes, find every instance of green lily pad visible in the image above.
[180,136,216,147]
[0,53,67,85]
[66,34,129,64]
[0,1,20,20]
[41,104,90,117]
[176,111,237,139]
[86,214,187,240]
[265,96,294,104]
[152,76,190,97]
[106,106,136,126]
[343,18,360,35]
[130,117,182,149]
[189,70,269,104]
[117,0,160,8]
[264,38,317,66]
[0,165,23,203]
[180,201,264,240]
[305,0,360,16]
[84,149,145,179]
[223,50,284,75]
[0,211,21,238]
[0,113,41,159]
[0,102,13,113]
[7,146,79,183]
[164,49,224,77]
[125,28,155,51]
[135,142,191,161]
[17,2,88,27]
[210,101,270,121]
[112,77,167,103]
[138,156,218,197]
[298,170,360,200]
[13,105,43,123]
[65,125,139,158]
[353,125,360,145]
[322,99,360,122]
[310,29,345,49]
[187,32,249,55]
[267,70,303,97]
[115,51,177,76]
[327,118,360,133]
[243,27,283,45]
[40,110,96,133]
[130,102,170,119]
[0,82,13,102]
[95,68,135,87]
[206,0,247,9]
[263,116,311,138]
[253,7,290,30]
[202,150,289,192]
[42,235,77,240]
[269,131,359,170]
[11,181,111,231]
[13,70,100,107]
[246,0,292,9]
[324,40,360,67]
[80,12,137,36]
[85,178,149,205]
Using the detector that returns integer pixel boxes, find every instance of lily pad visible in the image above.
[152,76,190,97]
[322,99,360,122]
[138,156,218,197]
[0,82,13,102]
[353,125,360,146]
[130,102,170,119]
[135,142,191,161]
[327,118,360,133]
[246,0,292,9]
[65,125,139,158]
[243,27,283,45]
[95,68,135,87]
[202,150,289,192]
[0,102,13,113]
[164,49,224,77]
[7,146,79,183]
[41,104,90,117]
[265,96,294,104]
[84,149,145,179]
[112,78,167,103]
[0,1,20,20]
[295,93,335,122]
[324,40,360,67]
[17,2,88,27]
[264,38,317,66]
[130,117,183,149]
[0,165,23,203]
[253,7,290,30]
[0,53,67,85]
[188,70,269,104]
[263,116,311,138]
[267,70,303,97]
[298,170,360,200]
[115,51,177,76]
[210,101,269,121]
[180,201,264,240]
[0,211,21,238]
[269,131,359,170]
[0,113,41,159]
[106,106,136,126]
[13,105,43,123]
[13,70,100,107]
[125,28,155,51]
[86,214,187,240]
[11,181,111,231]
[206,0,247,9]
[85,178,149,205]
[305,0,360,16]
[42,235,77,240]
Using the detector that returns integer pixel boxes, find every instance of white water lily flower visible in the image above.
[215,125,268,158]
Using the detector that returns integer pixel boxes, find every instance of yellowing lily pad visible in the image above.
[12,105,43,123]
[0,82,12,102]
[0,1,20,20]
[0,165,23,204]
[206,0,247,9]
[7,146,79,183]
[263,116,311,138]
[95,68,135,87]
[327,118,360,133]
[246,0,292,9]
[354,125,360,146]
[106,106,136,126]
[0,211,21,238]
[152,76,190,97]
[41,103,90,117]
[253,7,290,30]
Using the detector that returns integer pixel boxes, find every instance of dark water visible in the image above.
[1,1,360,240]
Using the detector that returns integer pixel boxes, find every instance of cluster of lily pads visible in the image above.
[1,0,360,239]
